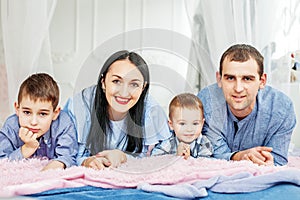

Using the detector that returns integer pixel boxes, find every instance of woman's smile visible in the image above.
[115,96,131,105]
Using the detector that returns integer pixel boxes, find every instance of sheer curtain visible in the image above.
[1,0,57,119]
[186,0,283,90]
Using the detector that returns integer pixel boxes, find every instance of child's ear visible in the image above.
[168,119,174,131]
[201,118,205,126]
[14,102,20,116]
[52,106,61,120]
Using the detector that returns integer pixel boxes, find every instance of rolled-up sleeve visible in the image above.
[144,96,171,146]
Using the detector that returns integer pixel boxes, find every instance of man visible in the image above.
[197,44,296,166]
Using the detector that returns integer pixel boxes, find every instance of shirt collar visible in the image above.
[227,100,258,123]
[42,129,51,142]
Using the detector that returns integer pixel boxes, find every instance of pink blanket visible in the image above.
[1,155,300,197]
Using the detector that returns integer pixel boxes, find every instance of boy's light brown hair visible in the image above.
[169,93,204,120]
[17,73,59,110]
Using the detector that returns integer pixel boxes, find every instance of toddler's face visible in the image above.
[14,96,60,138]
[169,107,204,144]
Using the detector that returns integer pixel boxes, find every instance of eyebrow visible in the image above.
[39,109,51,112]
[112,74,143,82]
[20,106,32,110]
[21,107,51,112]
[223,74,256,79]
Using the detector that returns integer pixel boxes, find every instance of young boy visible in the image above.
[151,93,213,159]
[0,73,78,170]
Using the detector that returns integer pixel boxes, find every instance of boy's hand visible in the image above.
[19,127,39,158]
[177,142,190,159]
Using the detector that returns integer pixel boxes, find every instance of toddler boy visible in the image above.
[151,93,213,159]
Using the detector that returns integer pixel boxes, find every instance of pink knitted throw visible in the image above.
[0,155,299,197]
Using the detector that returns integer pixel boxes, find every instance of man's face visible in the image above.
[217,57,266,119]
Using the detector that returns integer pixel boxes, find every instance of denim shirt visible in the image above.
[197,83,296,166]
[63,85,171,165]
[0,111,78,168]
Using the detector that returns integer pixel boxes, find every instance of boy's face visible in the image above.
[14,96,60,138]
[169,107,204,144]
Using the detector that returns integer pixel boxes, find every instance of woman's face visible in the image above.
[102,59,145,120]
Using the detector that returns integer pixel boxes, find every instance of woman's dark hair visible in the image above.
[86,50,150,155]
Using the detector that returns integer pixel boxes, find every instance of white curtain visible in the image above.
[186,0,291,90]
[1,0,57,118]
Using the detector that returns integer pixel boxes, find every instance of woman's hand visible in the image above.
[95,149,127,168]
[177,142,190,159]
[82,156,111,170]
[42,160,65,171]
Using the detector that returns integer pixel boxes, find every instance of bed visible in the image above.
[1,155,300,199]
[28,184,300,200]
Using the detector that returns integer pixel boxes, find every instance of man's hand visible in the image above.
[231,146,274,166]
[19,127,39,158]
[261,150,274,166]
[177,142,190,159]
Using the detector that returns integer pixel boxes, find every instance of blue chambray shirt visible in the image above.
[197,83,296,166]
[0,111,78,167]
[63,85,171,166]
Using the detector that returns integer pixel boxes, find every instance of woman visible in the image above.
[64,50,171,169]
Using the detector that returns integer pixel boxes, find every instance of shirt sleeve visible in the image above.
[143,95,172,146]
[151,136,174,156]
[266,100,296,166]
[76,142,90,166]
[201,124,234,160]
[197,87,234,161]
[0,117,25,160]
[63,87,94,166]
[52,112,78,168]
[0,135,24,160]
[198,135,214,157]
